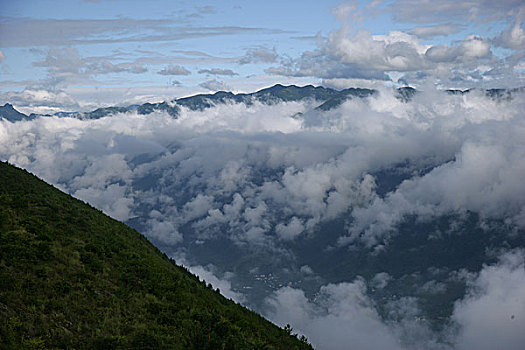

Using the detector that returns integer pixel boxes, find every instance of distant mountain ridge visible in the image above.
[0,103,36,122]
[1,84,524,122]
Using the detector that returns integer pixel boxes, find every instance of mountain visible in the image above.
[394,86,417,102]
[2,85,523,122]
[0,103,33,122]
[446,86,525,100]
[0,85,395,121]
[0,161,312,349]
[172,84,376,112]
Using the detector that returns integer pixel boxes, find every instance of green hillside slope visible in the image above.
[0,162,312,350]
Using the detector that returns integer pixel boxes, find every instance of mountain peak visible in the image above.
[0,103,30,122]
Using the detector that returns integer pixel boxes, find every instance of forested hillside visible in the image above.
[0,161,311,350]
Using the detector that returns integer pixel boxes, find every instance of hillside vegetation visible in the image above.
[0,161,311,349]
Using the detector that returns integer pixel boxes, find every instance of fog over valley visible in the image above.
[2,87,524,349]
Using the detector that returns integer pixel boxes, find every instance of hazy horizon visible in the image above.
[1,0,524,114]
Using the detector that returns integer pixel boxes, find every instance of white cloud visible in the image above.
[264,1,524,86]
[268,28,502,86]
[341,93,525,247]
[198,68,238,76]
[172,253,245,303]
[146,219,183,245]
[330,30,429,71]
[158,65,191,75]
[75,183,134,222]
[2,88,523,251]
[493,10,525,51]
[198,79,230,91]
[300,265,314,275]
[5,47,150,99]
[189,265,245,302]
[265,280,405,350]
[182,194,215,222]
[410,24,462,38]
[265,250,525,350]
[370,272,391,289]
[276,216,305,241]
[91,60,148,74]
[0,17,275,48]
[389,0,522,24]
[425,35,491,63]
[452,250,525,350]
[238,47,279,65]
[5,89,79,110]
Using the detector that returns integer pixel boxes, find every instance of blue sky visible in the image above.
[0,0,523,113]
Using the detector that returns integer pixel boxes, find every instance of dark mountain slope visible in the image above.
[0,104,33,122]
[0,162,311,350]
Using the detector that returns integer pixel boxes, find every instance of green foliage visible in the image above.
[0,162,312,349]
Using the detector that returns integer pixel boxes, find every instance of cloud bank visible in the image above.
[266,2,524,87]
[1,89,523,249]
[265,250,525,350]
[1,88,524,349]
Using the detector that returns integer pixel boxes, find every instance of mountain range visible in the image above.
[2,84,523,122]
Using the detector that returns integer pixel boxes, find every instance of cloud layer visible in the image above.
[1,88,524,349]
[265,250,525,350]
[267,29,506,87]
[265,1,524,87]
[1,89,523,249]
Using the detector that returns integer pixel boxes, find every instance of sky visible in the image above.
[0,0,524,113]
